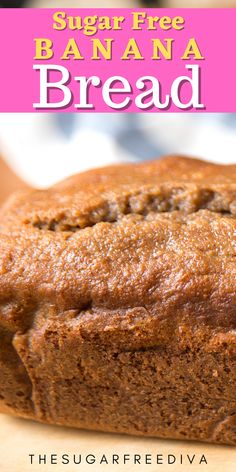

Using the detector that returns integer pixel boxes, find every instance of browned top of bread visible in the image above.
[2,155,236,230]
[1,156,236,347]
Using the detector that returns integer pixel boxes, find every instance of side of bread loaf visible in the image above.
[0,156,236,444]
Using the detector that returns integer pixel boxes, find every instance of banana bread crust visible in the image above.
[0,156,236,444]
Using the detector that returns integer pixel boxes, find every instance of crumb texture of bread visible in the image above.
[0,156,236,445]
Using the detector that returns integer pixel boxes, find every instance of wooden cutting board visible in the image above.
[0,414,235,472]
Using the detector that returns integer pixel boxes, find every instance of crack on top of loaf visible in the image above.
[25,187,236,232]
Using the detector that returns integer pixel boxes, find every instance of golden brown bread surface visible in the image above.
[0,156,236,444]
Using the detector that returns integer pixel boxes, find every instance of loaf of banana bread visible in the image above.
[0,156,235,444]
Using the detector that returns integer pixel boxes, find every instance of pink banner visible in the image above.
[0,8,235,112]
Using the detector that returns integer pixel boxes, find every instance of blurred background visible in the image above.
[0,0,235,204]
[0,1,236,9]
[1,113,236,205]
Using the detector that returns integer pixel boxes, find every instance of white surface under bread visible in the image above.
[0,414,236,472]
